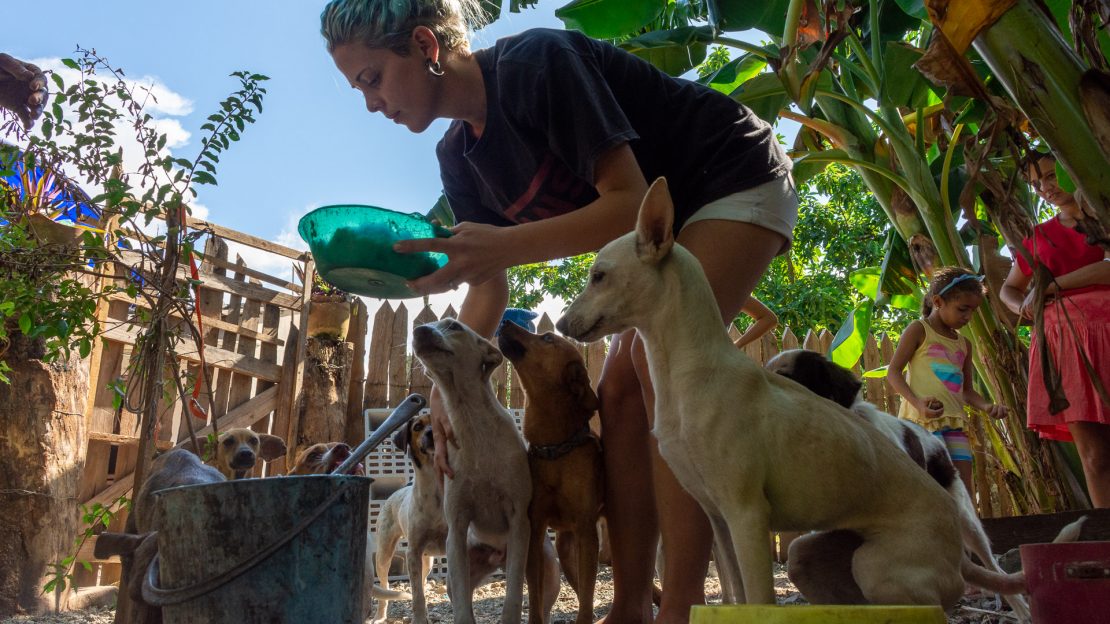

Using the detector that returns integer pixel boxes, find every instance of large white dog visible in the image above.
[556,178,1022,609]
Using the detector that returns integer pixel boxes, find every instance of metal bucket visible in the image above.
[1021,540,1110,624]
[142,475,371,624]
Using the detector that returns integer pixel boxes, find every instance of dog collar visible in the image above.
[528,425,597,461]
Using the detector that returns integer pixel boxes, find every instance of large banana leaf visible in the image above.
[699,53,767,95]
[618,26,713,76]
[882,42,940,109]
[730,72,789,125]
[712,0,791,36]
[554,0,665,39]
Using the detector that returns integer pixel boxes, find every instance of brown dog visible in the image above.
[497,320,604,624]
[94,449,225,624]
[288,441,363,476]
[181,427,286,480]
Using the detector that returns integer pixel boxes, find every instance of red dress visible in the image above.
[1015,216,1110,441]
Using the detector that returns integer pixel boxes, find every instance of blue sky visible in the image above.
[6,1,569,315]
[7,1,781,321]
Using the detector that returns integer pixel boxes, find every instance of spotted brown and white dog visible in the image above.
[765,348,1030,620]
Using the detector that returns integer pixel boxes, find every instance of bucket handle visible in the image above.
[142,480,358,606]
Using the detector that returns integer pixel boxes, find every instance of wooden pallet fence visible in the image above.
[75,220,311,585]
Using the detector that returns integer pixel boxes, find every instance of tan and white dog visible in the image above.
[411,319,535,624]
[373,415,560,624]
[557,178,1022,609]
[765,349,1030,619]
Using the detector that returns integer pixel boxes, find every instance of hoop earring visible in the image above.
[426,59,445,77]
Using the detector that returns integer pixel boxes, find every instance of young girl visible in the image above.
[320,2,797,621]
[888,267,1008,496]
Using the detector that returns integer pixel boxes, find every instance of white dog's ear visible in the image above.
[480,340,504,380]
[635,177,675,264]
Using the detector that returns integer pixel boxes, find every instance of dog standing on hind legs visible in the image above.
[412,318,536,624]
[497,320,604,624]
[372,414,561,624]
[558,177,1023,611]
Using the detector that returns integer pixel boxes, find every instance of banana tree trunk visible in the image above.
[972,0,1110,239]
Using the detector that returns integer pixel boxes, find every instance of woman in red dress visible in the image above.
[1001,154,1110,507]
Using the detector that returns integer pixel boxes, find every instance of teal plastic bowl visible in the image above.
[298,205,451,299]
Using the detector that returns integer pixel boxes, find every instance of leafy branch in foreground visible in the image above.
[0,47,267,594]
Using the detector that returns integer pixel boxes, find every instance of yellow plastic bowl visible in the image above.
[691,604,946,624]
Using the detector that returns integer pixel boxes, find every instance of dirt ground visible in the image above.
[2,562,1022,624]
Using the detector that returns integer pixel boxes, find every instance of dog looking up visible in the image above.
[497,320,604,624]
[373,414,560,624]
[557,177,1024,610]
[412,318,535,624]
[181,427,286,479]
[288,441,365,476]
[765,348,1030,620]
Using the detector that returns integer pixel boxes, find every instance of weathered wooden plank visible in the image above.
[387,303,409,406]
[509,365,525,409]
[76,439,112,503]
[802,329,820,352]
[760,331,779,366]
[585,339,606,391]
[408,305,438,400]
[781,327,799,351]
[346,299,369,445]
[276,258,315,474]
[189,237,228,439]
[981,509,1110,553]
[880,333,899,414]
[196,250,302,293]
[100,327,282,383]
[117,249,301,309]
[536,313,554,334]
[227,259,262,416]
[108,292,283,346]
[185,215,307,261]
[86,387,279,507]
[494,359,509,405]
[862,334,884,406]
[87,431,174,450]
[365,303,394,408]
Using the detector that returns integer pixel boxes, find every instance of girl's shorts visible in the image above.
[932,427,972,462]
[681,175,799,255]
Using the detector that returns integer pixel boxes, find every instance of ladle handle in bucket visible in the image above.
[331,393,427,475]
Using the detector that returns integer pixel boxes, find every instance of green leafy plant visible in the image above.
[42,496,130,595]
[0,47,267,596]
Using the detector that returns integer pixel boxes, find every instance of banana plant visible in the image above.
[530,0,1088,512]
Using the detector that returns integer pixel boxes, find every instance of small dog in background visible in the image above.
[765,348,1030,620]
[288,441,364,476]
[181,427,286,479]
[497,320,604,624]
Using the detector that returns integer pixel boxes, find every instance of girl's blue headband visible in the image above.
[937,273,984,297]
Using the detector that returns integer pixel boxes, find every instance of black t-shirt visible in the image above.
[437,28,790,231]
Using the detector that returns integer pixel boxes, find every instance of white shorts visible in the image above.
[681,175,798,254]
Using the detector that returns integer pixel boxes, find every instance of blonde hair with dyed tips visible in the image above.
[320,0,485,55]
